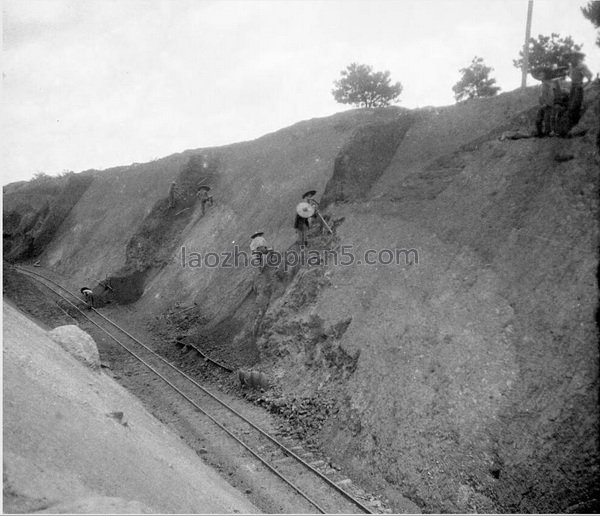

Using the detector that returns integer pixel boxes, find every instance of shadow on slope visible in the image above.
[92,154,222,307]
[3,173,94,262]
[321,110,413,206]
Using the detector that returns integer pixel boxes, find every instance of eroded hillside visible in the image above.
[4,85,599,513]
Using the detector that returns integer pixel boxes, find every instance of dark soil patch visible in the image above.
[149,303,261,371]
[98,152,225,307]
[2,263,74,328]
[321,112,413,206]
[91,270,148,307]
[3,173,94,262]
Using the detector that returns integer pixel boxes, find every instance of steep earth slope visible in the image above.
[3,84,599,513]
[254,88,599,513]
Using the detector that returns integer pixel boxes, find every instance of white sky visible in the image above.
[2,0,599,184]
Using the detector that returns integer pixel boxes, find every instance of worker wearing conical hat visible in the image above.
[532,68,555,137]
[80,287,94,309]
[250,231,268,257]
[168,181,178,209]
[294,190,317,246]
[196,185,213,216]
[567,51,593,127]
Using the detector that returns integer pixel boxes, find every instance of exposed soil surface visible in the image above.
[4,83,600,513]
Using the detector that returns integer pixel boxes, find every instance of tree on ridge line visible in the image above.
[513,33,583,73]
[332,63,403,108]
[452,56,500,102]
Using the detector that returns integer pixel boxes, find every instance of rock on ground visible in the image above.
[48,325,101,370]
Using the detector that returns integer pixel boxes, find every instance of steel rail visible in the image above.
[16,266,373,514]
[16,267,327,513]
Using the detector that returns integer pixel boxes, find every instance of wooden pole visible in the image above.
[316,211,333,234]
[522,0,534,89]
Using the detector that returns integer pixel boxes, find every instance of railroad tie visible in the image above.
[337,478,352,487]
[309,460,325,468]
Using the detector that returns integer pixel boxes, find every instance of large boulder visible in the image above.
[47,325,100,370]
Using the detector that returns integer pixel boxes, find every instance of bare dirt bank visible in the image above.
[2,301,259,514]
[4,84,600,513]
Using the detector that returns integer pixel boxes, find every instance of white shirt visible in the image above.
[250,236,267,252]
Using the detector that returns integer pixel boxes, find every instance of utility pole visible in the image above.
[521,0,534,89]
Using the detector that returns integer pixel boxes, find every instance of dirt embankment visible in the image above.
[3,300,259,514]
[11,109,405,316]
[3,84,599,513]
[257,88,599,513]
[3,172,94,262]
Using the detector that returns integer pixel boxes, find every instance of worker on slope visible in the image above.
[532,67,557,137]
[551,77,570,137]
[196,185,213,216]
[567,51,593,128]
[250,231,272,270]
[168,181,178,209]
[294,190,318,246]
[80,287,94,309]
[538,64,570,137]
[250,231,269,258]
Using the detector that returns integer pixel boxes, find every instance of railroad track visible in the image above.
[15,266,375,514]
